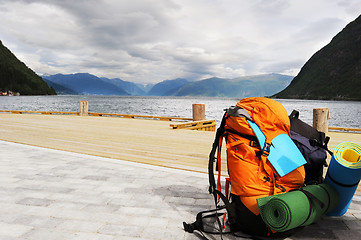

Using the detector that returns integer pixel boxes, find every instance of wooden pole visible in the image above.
[79,101,89,116]
[313,108,329,134]
[192,104,205,121]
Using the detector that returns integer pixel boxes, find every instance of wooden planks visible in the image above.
[170,120,216,131]
[0,113,217,174]
[0,113,360,180]
[329,127,361,133]
[0,110,193,121]
[88,112,192,121]
[0,110,79,115]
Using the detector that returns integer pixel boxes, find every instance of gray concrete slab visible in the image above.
[0,140,361,240]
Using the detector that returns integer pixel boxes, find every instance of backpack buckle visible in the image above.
[250,140,259,147]
[262,143,271,156]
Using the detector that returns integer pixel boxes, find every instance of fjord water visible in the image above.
[0,95,360,128]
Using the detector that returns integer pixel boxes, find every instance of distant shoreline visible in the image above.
[7,94,361,102]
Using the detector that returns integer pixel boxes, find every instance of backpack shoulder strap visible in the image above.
[226,106,252,120]
[208,112,227,196]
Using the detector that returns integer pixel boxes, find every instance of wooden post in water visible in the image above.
[192,104,205,121]
[313,108,329,134]
[79,101,89,116]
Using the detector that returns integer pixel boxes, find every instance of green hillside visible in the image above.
[0,40,56,95]
[148,78,189,96]
[273,15,361,101]
[170,74,292,98]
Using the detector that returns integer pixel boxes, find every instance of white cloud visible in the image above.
[0,0,360,83]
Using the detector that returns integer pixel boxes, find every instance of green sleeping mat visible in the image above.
[257,184,339,232]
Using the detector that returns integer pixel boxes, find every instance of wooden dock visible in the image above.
[0,112,360,175]
[0,113,214,173]
[170,119,216,131]
[0,110,193,121]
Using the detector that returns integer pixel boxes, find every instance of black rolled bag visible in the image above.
[289,110,331,185]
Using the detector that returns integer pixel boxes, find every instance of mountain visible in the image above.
[0,40,56,95]
[43,73,129,95]
[170,74,292,97]
[100,77,146,96]
[136,83,155,93]
[42,73,290,97]
[147,78,189,96]
[43,78,78,95]
[273,15,361,101]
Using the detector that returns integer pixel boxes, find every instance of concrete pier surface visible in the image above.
[1,113,361,239]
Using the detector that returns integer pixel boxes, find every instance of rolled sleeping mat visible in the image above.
[257,184,339,232]
[324,142,361,216]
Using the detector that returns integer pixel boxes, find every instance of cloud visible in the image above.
[0,0,360,83]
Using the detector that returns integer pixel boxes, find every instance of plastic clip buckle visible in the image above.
[262,143,271,156]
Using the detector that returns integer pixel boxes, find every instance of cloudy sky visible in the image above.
[0,0,360,83]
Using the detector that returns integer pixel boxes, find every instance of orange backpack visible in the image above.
[208,97,306,236]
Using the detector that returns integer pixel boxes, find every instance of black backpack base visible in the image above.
[231,195,304,239]
[183,195,304,240]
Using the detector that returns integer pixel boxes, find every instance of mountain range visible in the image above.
[44,73,129,95]
[43,73,292,98]
[171,74,292,98]
[273,14,361,101]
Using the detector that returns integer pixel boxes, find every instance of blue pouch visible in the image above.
[248,120,306,177]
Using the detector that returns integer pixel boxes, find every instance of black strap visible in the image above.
[290,110,300,119]
[299,189,324,226]
[318,184,332,213]
[208,112,227,195]
[225,128,259,144]
[299,189,325,209]
[183,221,210,239]
[327,173,359,188]
[288,188,326,226]
[183,206,228,233]
[214,190,236,222]
[323,136,333,156]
